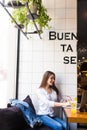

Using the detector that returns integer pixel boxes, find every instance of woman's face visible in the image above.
[47,74,55,86]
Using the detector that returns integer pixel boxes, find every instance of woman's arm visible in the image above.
[36,89,69,108]
[54,101,70,107]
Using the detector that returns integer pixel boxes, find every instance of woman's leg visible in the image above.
[53,117,67,130]
[39,115,63,130]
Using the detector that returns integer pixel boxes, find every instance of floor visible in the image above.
[70,123,87,130]
[78,127,87,130]
[77,124,87,130]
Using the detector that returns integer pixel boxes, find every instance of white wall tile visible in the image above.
[32,62,43,73]
[42,0,54,8]
[54,19,66,30]
[31,84,39,94]
[43,51,54,62]
[55,0,66,8]
[54,9,65,19]
[19,73,32,83]
[55,62,66,73]
[20,51,33,62]
[65,74,77,84]
[66,0,77,9]
[66,85,77,97]
[43,62,55,72]
[65,51,77,56]
[66,19,77,30]
[32,41,43,51]
[43,41,55,51]
[55,73,66,85]
[65,64,77,73]
[33,52,43,62]
[55,41,63,51]
[19,83,32,94]
[32,73,43,84]
[20,40,33,51]
[42,30,51,40]
[19,62,32,73]
[55,52,66,63]
[57,84,66,96]
[66,9,77,19]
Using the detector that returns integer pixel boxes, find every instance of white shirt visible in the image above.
[36,88,58,117]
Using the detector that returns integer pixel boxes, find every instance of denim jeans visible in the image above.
[10,99,42,128]
[38,115,67,130]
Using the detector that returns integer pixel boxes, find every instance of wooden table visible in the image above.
[62,108,87,130]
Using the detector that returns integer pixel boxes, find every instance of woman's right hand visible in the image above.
[54,101,70,107]
[63,101,70,107]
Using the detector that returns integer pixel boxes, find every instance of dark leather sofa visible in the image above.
[0,95,52,130]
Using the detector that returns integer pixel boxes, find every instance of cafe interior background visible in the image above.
[0,0,87,130]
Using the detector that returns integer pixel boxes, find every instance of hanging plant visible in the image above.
[10,0,51,33]
[11,6,29,31]
[36,5,51,29]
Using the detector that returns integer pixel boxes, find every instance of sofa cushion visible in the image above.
[23,95,35,112]
[0,106,27,130]
[0,95,52,130]
[0,95,34,130]
[24,125,52,130]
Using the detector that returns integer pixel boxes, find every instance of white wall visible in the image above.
[18,1,77,129]
[18,0,77,103]
[0,5,17,107]
[0,0,77,107]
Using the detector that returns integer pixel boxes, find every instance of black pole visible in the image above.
[16,29,20,99]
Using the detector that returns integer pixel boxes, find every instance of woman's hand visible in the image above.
[62,101,70,107]
[54,101,70,107]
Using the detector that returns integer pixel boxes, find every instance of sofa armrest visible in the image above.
[0,106,27,130]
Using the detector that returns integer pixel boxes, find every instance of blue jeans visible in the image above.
[38,115,67,130]
[10,99,42,128]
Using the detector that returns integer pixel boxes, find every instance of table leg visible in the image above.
[66,117,69,130]
[62,107,69,130]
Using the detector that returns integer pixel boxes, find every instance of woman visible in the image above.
[36,71,69,130]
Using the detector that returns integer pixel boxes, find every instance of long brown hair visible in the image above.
[39,71,59,95]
